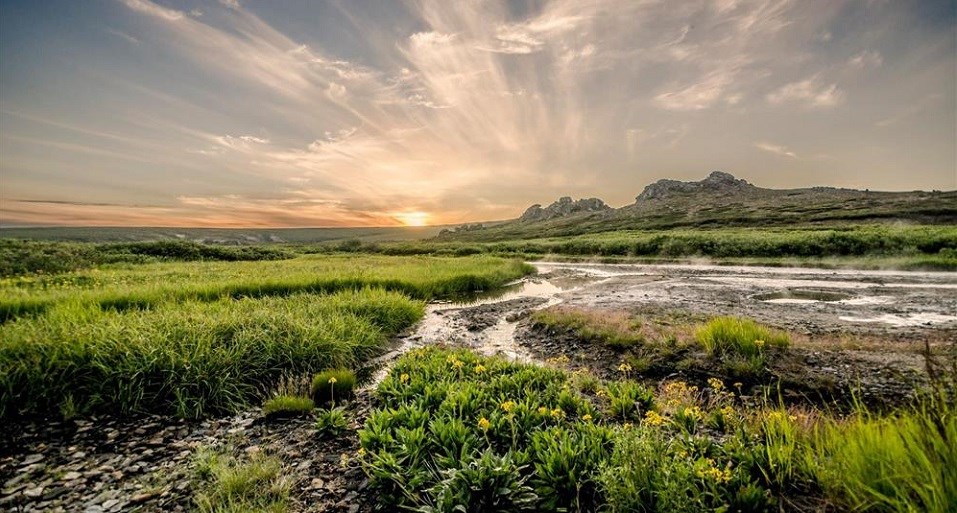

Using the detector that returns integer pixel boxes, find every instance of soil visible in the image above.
[2,262,954,511]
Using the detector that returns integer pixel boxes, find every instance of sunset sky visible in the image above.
[1,0,955,227]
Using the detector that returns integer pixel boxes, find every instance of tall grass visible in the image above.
[806,402,957,512]
[695,317,790,358]
[0,255,533,322]
[0,289,423,419]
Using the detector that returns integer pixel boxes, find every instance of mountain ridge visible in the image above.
[437,171,957,241]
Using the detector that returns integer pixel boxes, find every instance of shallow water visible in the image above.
[364,262,957,386]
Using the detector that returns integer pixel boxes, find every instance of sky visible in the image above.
[0,0,955,227]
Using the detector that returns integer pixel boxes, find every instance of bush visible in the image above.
[262,395,314,417]
[311,369,357,406]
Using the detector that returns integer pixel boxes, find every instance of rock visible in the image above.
[520,197,612,222]
[21,454,44,466]
[635,171,755,202]
[24,486,44,498]
[61,471,83,481]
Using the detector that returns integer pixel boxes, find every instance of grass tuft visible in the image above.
[262,395,314,418]
[311,369,357,406]
[193,448,291,513]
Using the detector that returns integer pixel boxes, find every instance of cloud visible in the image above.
[848,50,883,70]
[655,71,736,111]
[120,0,184,21]
[106,28,140,45]
[767,75,845,108]
[755,141,797,158]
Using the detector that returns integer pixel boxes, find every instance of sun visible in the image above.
[394,211,430,227]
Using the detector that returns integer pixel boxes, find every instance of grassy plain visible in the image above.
[0,255,532,419]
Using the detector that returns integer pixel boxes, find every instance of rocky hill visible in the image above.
[436,171,957,241]
[519,197,612,222]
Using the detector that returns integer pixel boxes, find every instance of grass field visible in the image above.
[0,254,533,322]
[0,255,532,419]
[310,225,957,270]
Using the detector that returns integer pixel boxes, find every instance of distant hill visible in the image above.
[0,225,452,244]
[437,171,957,241]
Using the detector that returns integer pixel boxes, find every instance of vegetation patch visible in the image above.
[192,447,292,513]
[311,369,357,406]
[261,395,315,418]
[0,289,422,419]
[0,254,533,322]
[531,307,645,348]
[359,347,954,512]
[0,239,293,278]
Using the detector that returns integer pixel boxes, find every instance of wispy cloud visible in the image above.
[755,141,797,158]
[767,75,845,108]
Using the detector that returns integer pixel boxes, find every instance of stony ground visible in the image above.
[0,395,376,513]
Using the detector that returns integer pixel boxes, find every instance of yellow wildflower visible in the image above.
[478,417,491,431]
[707,378,724,391]
[537,407,548,415]
[474,364,486,374]
[328,377,338,385]
[582,414,593,422]
[452,360,464,369]
[754,339,766,349]
[500,401,516,413]
[617,363,633,373]
[399,373,410,383]
[357,447,366,456]
[550,408,564,419]
[644,410,666,426]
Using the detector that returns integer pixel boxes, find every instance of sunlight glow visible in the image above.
[394,211,430,227]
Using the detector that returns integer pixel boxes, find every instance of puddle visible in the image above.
[755,289,854,304]
[840,313,957,327]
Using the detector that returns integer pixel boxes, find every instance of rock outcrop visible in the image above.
[635,171,755,202]
[519,197,612,222]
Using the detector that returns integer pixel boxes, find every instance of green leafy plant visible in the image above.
[315,407,348,437]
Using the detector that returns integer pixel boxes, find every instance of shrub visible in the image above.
[262,395,314,417]
[315,407,348,437]
[311,369,357,406]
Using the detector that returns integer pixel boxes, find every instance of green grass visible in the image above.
[325,225,957,269]
[0,254,533,322]
[695,317,789,359]
[0,289,422,419]
[311,368,357,406]
[0,239,293,278]
[262,395,315,418]
[531,307,645,348]
[193,448,291,513]
[806,403,957,512]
